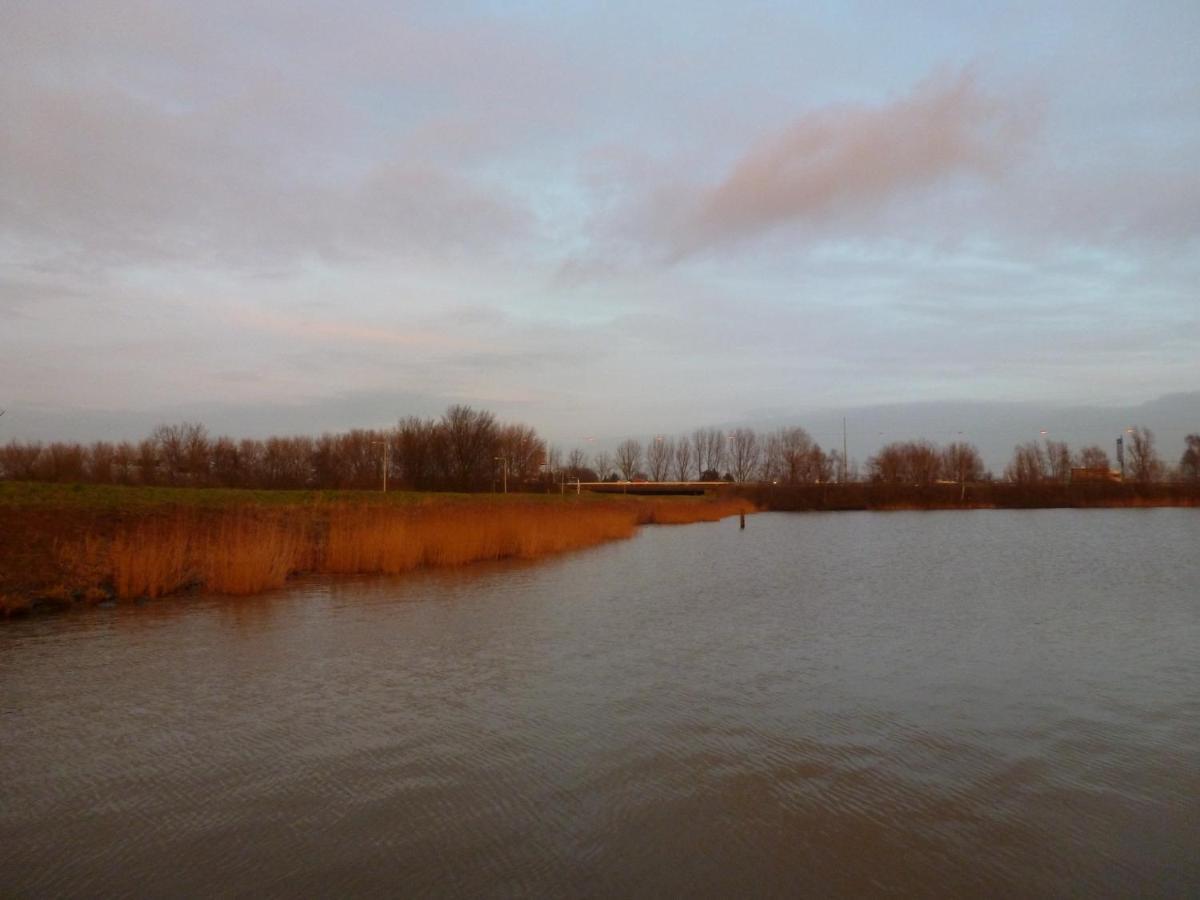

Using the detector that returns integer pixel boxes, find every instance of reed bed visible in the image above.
[7,494,755,610]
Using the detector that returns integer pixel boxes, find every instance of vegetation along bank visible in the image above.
[0,483,754,617]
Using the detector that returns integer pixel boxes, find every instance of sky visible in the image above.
[2,1,1198,461]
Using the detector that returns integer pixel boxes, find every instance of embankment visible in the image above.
[0,484,754,616]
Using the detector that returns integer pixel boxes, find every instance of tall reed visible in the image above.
[44,495,754,604]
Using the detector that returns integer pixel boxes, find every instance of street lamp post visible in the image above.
[494,456,508,493]
[371,440,390,493]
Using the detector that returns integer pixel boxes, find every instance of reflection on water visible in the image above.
[2,510,1198,897]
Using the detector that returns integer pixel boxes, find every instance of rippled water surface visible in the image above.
[3,510,1199,897]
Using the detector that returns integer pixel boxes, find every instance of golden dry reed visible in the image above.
[62,497,753,603]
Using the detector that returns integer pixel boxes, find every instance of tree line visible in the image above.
[572,428,1198,487]
[2,410,1198,490]
[0,406,545,492]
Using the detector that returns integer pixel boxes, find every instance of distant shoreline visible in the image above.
[739,482,1200,512]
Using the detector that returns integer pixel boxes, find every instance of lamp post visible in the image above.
[371,440,389,493]
[494,456,508,493]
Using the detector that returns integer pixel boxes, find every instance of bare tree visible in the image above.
[728,428,760,482]
[1005,442,1046,484]
[593,450,616,481]
[646,436,671,481]
[396,416,439,490]
[566,448,587,475]
[1075,445,1111,471]
[869,440,940,486]
[441,405,499,491]
[0,441,43,480]
[702,429,727,477]
[615,439,643,480]
[941,442,985,483]
[86,441,116,484]
[151,422,208,485]
[136,438,160,485]
[672,437,693,481]
[1043,440,1072,484]
[499,423,545,485]
[768,427,820,484]
[1125,426,1162,484]
[210,437,243,487]
[690,429,707,480]
[113,441,138,484]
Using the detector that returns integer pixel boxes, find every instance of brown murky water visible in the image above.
[2,510,1198,897]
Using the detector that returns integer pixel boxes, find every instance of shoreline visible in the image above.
[5,480,1198,618]
[741,481,1200,511]
[0,484,754,617]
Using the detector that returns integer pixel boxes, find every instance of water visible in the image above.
[2,510,1198,897]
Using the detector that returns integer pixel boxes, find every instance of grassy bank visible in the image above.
[0,483,754,616]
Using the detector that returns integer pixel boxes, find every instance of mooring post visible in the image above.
[740,512,746,529]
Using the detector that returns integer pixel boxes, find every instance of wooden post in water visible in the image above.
[740,511,746,530]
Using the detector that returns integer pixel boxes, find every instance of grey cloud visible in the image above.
[0,80,531,269]
[0,4,547,275]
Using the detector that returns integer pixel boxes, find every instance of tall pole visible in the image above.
[373,439,389,492]
[842,417,848,483]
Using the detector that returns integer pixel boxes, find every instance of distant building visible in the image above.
[1070,467,1121,484]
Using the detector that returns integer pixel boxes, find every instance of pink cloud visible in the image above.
[230,308,482,354]
[655,69,1034,256]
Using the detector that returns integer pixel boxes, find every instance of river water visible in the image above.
[2,510,1198,897]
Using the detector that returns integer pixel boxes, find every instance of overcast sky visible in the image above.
[3,1,1198,454]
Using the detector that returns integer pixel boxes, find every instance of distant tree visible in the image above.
[236,439,265,486]
[1125,426,1163,484]
[704,429,727,478]
[593,450,616,481]
[0,441,42,481]
[262,436,313,488]
[441,405,499,491]
[311,433,346,488]
[1075,445,1111,471]
[615,439,643,480]
[499,423,545,485]
[38,442,86,482]
[728,428,760,482]
[672,437,693,481]
[868,440,939,486]
[1181,434,1200,483]
[1043,440,1071,484]
[690,429,707,480]
[941,442,985,484]
[1005,442,1046,484]
[136,438,160,485]
[646,436,672,481]
[905,441,940,486]
[766,427,821,484]
[396,416,439,490]
[86,441,116,484]
[868,442,907,484]
[113,441,138,484]
[152,422,208,485]
[566,448,588,478]
[210,436,243,487]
